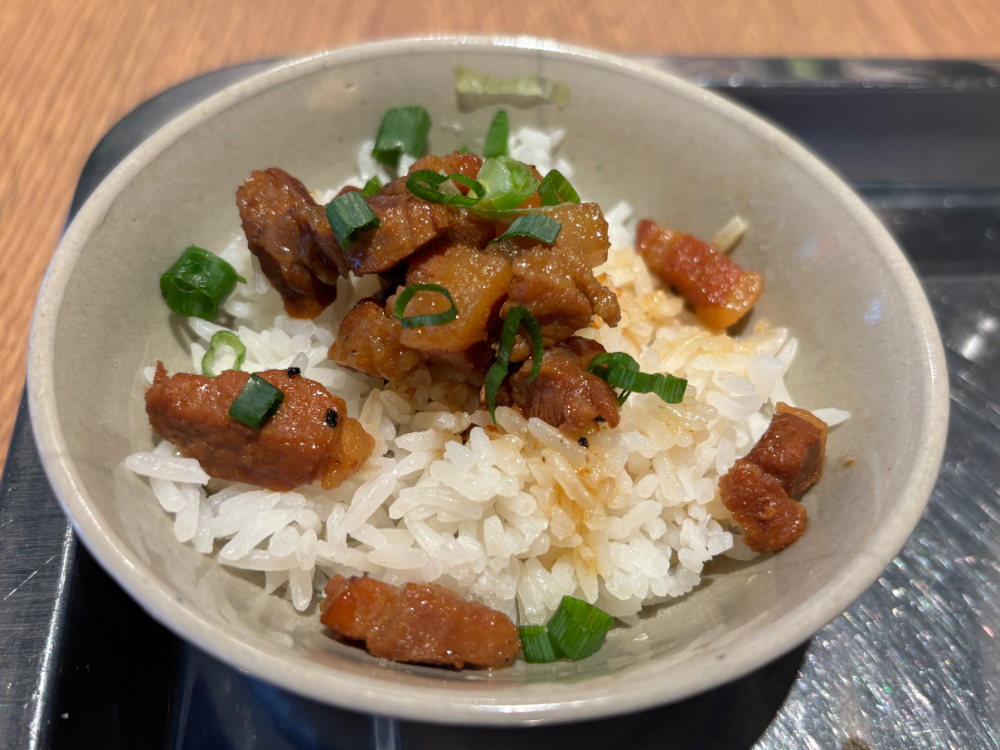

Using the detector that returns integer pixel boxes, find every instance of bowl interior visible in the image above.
[29,40,946,723]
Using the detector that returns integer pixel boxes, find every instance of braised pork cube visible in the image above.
[508,336,620,436]
[328,298,422,381]
[236,168,341,319]
[145,364,373,491]
[340,191,455,275]
[490,203,612,270]
[408,151,484,183]
[636,219,762,330]
[744,403,827,496]
[397,242,512,374]
[719,460,807,552]
[503,244,620,360]
[320,575,521,669]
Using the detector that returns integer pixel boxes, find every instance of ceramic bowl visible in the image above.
[27,37,948,724]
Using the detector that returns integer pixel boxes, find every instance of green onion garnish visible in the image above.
[483,110,509,159]
[458,145,470,154]
[361,176,383,197]
[485,305,543,423]
[160,246,244,321]
[538,169,581,207]
[495,214,562,245]
[588,352,688,406]
[326,191,380,248]
[406,170,486,207]
[477,156,540,211]
[519,625,563,663]
[229,374,284,430]
[393,284,459,329]
[455,66,571,108]
[201,331,246,377]
[372,106,431,166]
[546,596,614,661]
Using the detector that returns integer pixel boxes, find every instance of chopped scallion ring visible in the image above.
[519,625,563,663]
[361,176,383,197]
[372,106,431,166]
[495,214,562,245]
[538,169,581,207]
[201,331,246,377]
[477,156,540,211]
[546,596,614,660]
[393,284,459,329]
[326,191,380,248]
[588,352,688,406]
[406,170,486,207]
[483,110,509,158]
[485,306,543,423]
[229,374,284,430]
[160,245,244,321]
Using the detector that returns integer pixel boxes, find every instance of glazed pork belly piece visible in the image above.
[506,336,621,436]
[145,364,373,491]
[236,168,343,319]
[395,241,513,375]
[718,460,808,553]
[327,298,423,381]
[636,219,762,330]
[501,243,621,360]
[719,403,828,552]
[742,402,827,496]
[320,574,521,669]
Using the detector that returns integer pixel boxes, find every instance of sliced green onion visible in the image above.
[588,352,688,406]
[201,331,246,377]
[538,169,581,207]
[229,374,284,430]
[483,110,509,158]
[455,66,571,107]
[485,305,543,423]
[458,145,470,154]
[326,191,380,248]
[495,214,562,245]
[372,106,431,166]
[477,156,540,211]
[393,284,458,329]
[519,625,563,663]
[405,170,486,207]
[160,246,244,322]
[546,596,614,660]
[361,176,383,197]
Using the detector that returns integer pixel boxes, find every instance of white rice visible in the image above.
[127,127,848,624]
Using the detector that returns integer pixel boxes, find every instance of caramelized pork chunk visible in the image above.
[408,151,484,183]
[502,244,620,359]
[145,364,373,491]
[340,190,455,275]
[719,460,808,552]
[744,403,827,496]
[490,203,612,270]
[236,168,341,319]
[397,242,513,373]
[328,299,423,381]
[636,219,762,330]
[508,336,620,436]
[320,575,521,669]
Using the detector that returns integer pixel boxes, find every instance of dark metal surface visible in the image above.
[5,56,1000,749]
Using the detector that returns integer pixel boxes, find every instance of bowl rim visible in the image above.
[27,35,949,725]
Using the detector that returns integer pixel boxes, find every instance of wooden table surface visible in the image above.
[3,0,999,476]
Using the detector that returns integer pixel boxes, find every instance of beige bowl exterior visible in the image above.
[27,38,948,724]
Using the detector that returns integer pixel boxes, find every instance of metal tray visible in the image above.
[3,57,999,750]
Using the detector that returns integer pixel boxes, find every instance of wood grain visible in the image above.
[3,0,1000,476]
